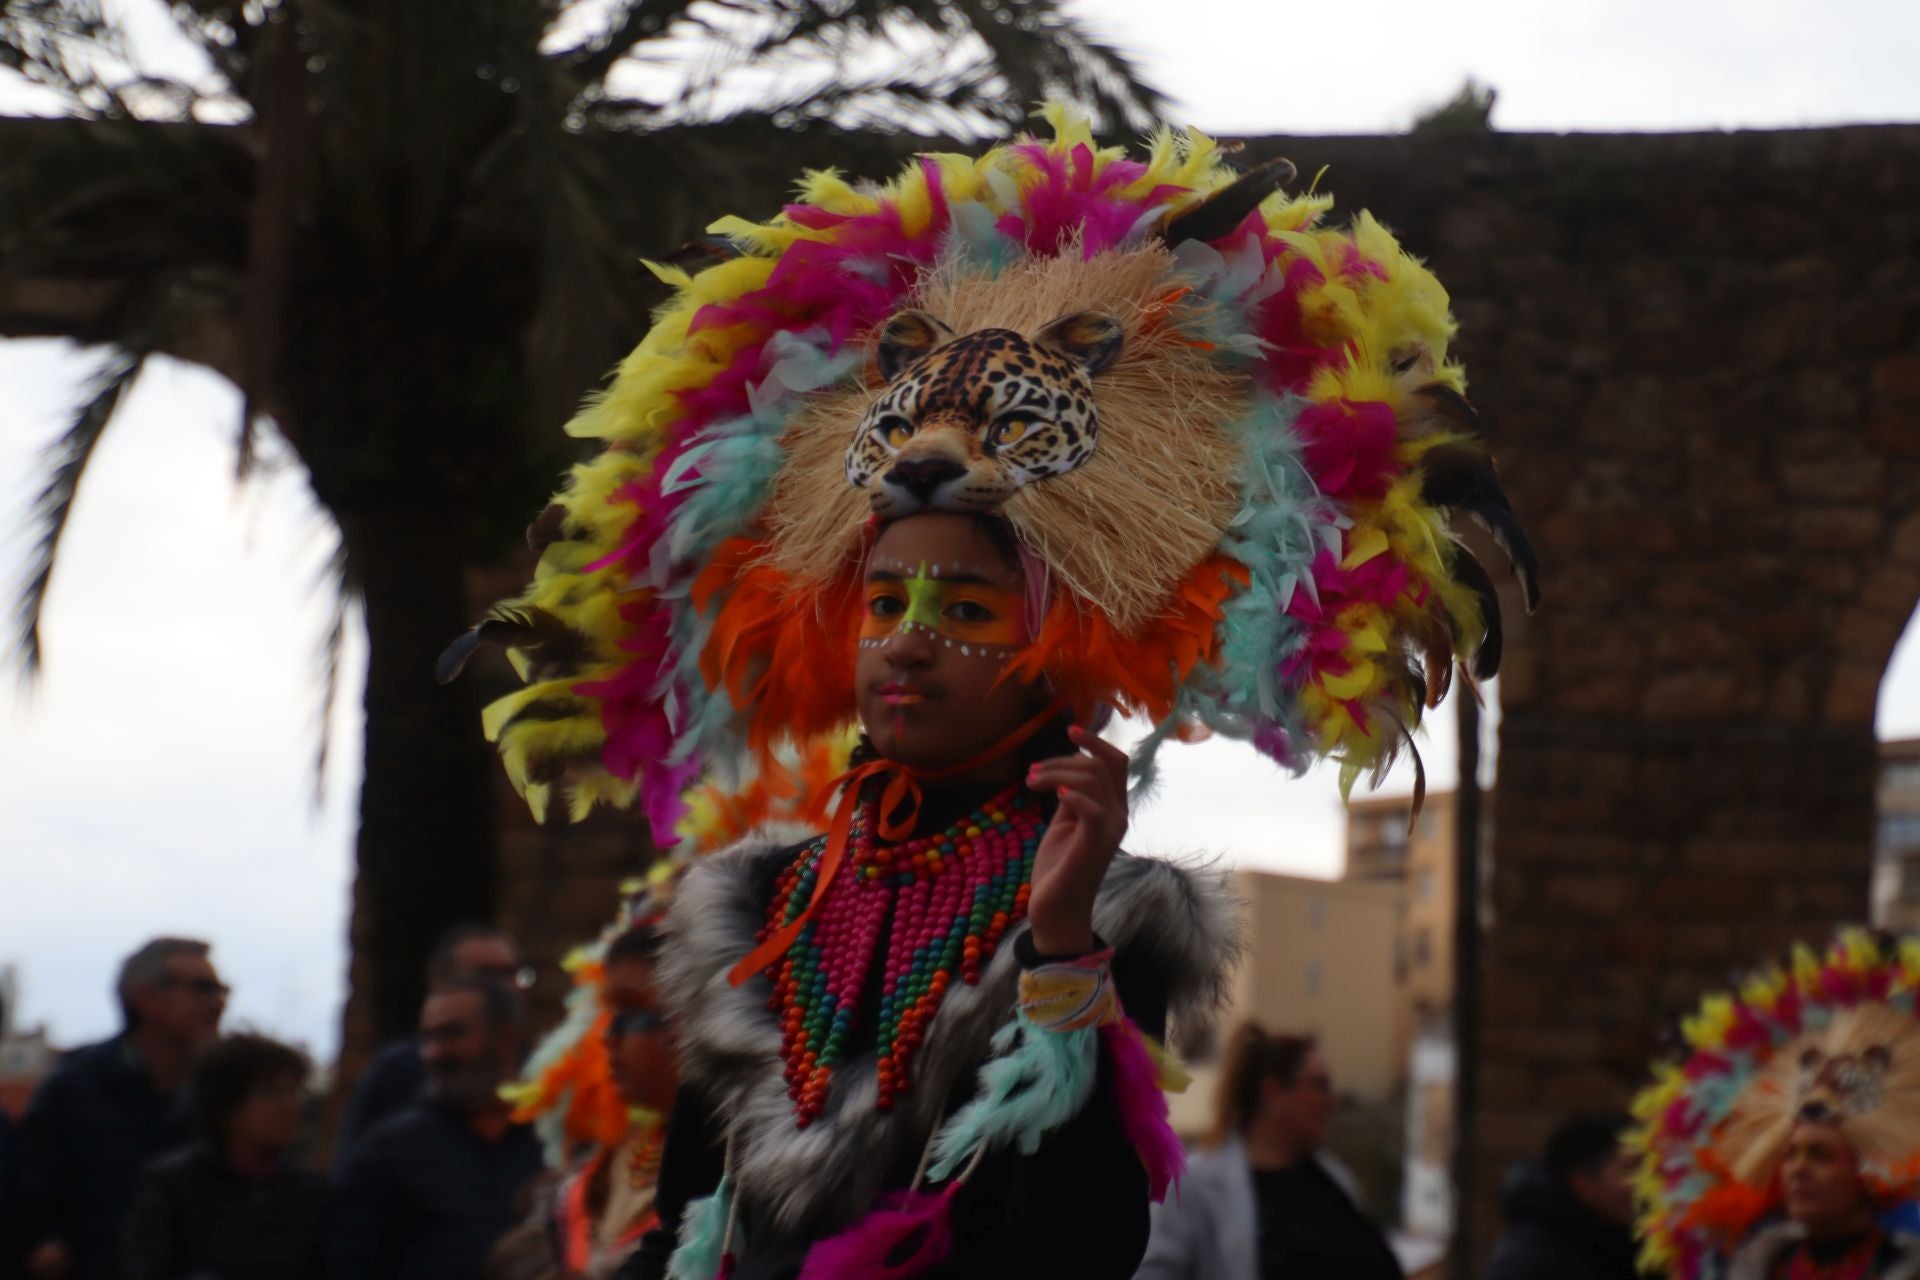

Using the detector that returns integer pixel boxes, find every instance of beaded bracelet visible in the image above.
[1017,946,1121,1033]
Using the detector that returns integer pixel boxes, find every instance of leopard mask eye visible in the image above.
[989,417,1034,448]
[873,417,913,449]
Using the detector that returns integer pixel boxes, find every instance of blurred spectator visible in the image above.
[331,976,542,1280]
[1135,1024,1403,1280]
[122,1033,328,1280]
[2,1108,19,1280]
[334,924,528,1168]
[488,924,679,1280]
[16,938,225,1280]
[1486,1114,1642,1280]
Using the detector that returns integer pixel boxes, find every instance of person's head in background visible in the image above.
[1211,1023,1336,1167]
[119,937,226,1059]
[1544,1113,1637,1228]
[420,976,522,1116]
[427,924,530,1001]
[600,924,678,1115]
[190,1033,310,1170]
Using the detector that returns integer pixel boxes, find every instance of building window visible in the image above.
[1414,929,1433,968]
[1378,815,1409,849]
[1881,813,1920,854]
[1306,960,1324,997]
[1415,868,1437,905]
[1308,895,1326,929]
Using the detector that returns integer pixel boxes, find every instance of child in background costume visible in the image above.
[488,876,682,1280]
[1630,930,1920,1280]
[446,111,1535,1280]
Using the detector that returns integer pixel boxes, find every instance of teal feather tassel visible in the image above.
[946,201,1015,277]
[668,1176,732,1280]
[925,1019,1099,1181]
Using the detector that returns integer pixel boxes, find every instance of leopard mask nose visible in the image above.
[884,455,966,503]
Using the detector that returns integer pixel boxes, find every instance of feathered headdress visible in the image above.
[1629,929,1920,1279]
[444,108,1536,840]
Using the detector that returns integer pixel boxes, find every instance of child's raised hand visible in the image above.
[1024,724,1130,956]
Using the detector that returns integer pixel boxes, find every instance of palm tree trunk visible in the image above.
[337,503,499,1064]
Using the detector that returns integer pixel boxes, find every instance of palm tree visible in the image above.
[0,0,1163,1054]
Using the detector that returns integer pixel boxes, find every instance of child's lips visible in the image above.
[877,683,928,706]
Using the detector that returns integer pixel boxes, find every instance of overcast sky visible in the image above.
[3,0,1919,1062]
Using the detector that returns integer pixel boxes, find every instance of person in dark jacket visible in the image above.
[1137,1024,1404,1280]
[1485,1113,1643,1280]
[122,1033,328,1280]
[331,976,543,1280]
[15,938,225,1280]
[2,1107,20,1280]
[333,925,528,1169]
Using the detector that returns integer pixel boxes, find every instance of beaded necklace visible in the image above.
[1782,1229,1885,1280]
[759,782,1045,1126]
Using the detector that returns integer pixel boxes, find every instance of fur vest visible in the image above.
[658,827,1240,1237]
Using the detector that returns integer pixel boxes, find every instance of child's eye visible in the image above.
[946,600,994,624]
[868,592,906,617]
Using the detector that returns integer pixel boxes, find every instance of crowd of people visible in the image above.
[0,920,678,1280]
[0,921,1672,1280]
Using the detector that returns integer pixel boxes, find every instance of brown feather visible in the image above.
[1420,444,1540,614]
[435,606,589,685]
[1449,547,1506,680]
[1161,156,1296,246]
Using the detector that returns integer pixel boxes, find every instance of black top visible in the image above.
[1485,1161,1643,1280]
[622,781,1166,1280]
[1253,1159,1403,1280]
[328,1101,543,1280]
[122,1144,329,1280]
[14,1035,193,1280]
[0,1108,19,1280]
[332,1037,428,1172]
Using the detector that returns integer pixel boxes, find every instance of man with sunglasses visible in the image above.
[331,976,542,1280]
[15,938,227,1280]
[334,924,532,1169]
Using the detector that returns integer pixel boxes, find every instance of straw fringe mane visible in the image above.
[764,242,1245,634]
[1717,1001,1920,1187]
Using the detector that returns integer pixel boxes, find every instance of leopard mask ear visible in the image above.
[874,310,954,381]
[1033,310,1124,376]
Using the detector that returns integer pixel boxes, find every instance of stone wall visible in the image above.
[1235,125,1920,1262]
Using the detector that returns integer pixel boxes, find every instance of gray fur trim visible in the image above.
[659,830,1242,1238]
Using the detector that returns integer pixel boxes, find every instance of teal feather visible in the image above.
[925,1019,1099,1181]
[947,201,1014,276]
[1130,385,1323,787]
[668,1177,731,1280]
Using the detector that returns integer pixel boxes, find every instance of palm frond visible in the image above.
[548,0,708,88]
[10,345,146,676]
[0,0,236,122]
[309,530,358,808]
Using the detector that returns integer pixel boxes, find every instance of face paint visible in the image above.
[861,561,1026,652]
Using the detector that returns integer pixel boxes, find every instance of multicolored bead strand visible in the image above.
[757,784,1045,1126]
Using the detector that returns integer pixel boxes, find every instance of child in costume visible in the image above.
[447,111,1534,1280]
[1630,930,1920,1280]
[489,875,682,1280]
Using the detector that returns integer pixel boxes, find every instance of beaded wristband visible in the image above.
[1018,946,1121,1033]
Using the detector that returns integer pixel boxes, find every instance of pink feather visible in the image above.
[1101,1019,1187,1203]
[796,1185,959,1280]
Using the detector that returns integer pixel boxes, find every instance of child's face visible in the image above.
[855,513,1040,774]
